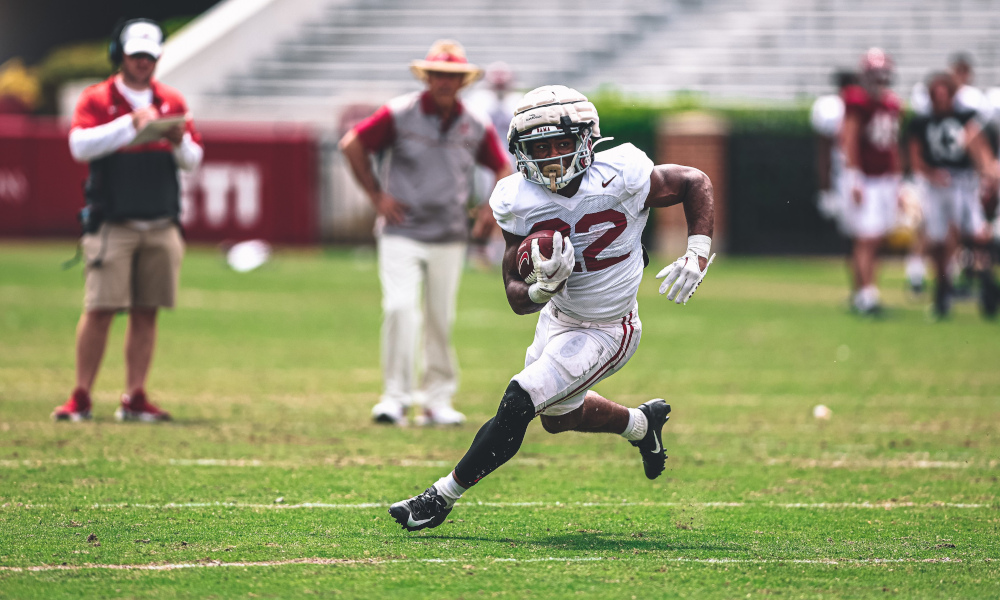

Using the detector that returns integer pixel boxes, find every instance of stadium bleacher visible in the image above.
[168,0,999,123]
[182,0,671,122]
[578,0,1000,99]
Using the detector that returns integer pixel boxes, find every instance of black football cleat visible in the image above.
[931,281,951,321]
[980,271,999,319]
[389,486,452,532]
[631,399,671,480]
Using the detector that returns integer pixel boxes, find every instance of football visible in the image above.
[517,230,557,282]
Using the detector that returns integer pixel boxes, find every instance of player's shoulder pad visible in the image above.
[881,90,902,112]
[955,108,980,123]
[841,85,870,109]
[810,94,844,137]
[593,143,654,195]
[490,172,531,234]
[909,83,931,116]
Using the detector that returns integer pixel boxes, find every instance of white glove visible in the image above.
[656,250,716,305]
[528,231,575,304]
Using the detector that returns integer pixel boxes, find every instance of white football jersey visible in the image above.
[491,143,654,322]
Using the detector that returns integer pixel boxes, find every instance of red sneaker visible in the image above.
[52,388,93,422]
[115,390,171,422]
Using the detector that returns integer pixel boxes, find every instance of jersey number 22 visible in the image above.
[529,209,631,273]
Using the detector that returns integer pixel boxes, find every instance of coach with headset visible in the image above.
[52,19,203,423]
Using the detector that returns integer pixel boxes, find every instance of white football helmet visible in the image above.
[508,85,610,192]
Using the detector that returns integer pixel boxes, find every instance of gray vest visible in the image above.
[381,92,490,243]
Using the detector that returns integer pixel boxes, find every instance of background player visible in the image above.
[811,69,858,228]
[388,85,715,531]
[911,53,994,124]
[908,72,1000,318]
[840,48,902,315]
[911,53,998,299]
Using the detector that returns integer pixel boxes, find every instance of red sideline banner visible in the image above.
[0,116,318,244]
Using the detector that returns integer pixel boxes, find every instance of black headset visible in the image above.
[108,18,162,67]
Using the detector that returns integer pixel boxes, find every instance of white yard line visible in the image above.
[2,500,991,510]
[1,456,996,469]
[0,556,973,573]
[765,457,992,469]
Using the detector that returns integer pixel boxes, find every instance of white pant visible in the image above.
[513,303,641,416]
[377,234,465,409]
[919,170,987,243]
[842,174,899,239]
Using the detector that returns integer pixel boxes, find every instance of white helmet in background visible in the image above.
[507,85,608,192]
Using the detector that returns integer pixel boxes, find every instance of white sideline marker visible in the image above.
[2,456,997,469]
[0,556,971,574]
[2,500,991,510]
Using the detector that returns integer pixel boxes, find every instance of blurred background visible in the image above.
[2,0,999,256]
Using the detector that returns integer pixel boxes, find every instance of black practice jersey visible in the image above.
[909,110,981,170]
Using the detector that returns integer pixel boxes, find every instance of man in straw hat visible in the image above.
[340,40,512,426]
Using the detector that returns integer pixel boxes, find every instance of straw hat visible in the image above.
[410,40,483,88]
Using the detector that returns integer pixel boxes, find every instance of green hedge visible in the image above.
[591,92,815,152]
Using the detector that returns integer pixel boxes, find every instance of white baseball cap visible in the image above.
[122,21,163,59]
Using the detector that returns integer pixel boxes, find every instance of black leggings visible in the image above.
[454,381,536,486]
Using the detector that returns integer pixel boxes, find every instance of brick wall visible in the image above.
[655,112,728,258]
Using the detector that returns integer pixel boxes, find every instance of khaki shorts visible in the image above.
[82,222,184,311]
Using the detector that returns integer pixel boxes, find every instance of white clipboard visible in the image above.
[129,115,186,146]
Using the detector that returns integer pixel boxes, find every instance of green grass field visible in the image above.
[1,241,998,599]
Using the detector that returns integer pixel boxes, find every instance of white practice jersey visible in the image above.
[491,143,654,322]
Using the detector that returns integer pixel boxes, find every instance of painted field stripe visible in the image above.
[1,457,996,470]
[0,556,973,573]
[3,501,991,510]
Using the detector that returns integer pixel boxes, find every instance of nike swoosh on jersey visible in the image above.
[407,515,434,527]
[602,175,617,188]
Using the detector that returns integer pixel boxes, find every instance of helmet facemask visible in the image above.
[507,85,608,193]
[511,120,595,192]
[860,47,894,93]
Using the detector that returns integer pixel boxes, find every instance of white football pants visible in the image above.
[919,170,986,243]
[513,303,642,416]
[377,234,465,411]
[841,174,900,239]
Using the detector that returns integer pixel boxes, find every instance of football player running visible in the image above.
[908,72,1000,318]
[389,85,715,531]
